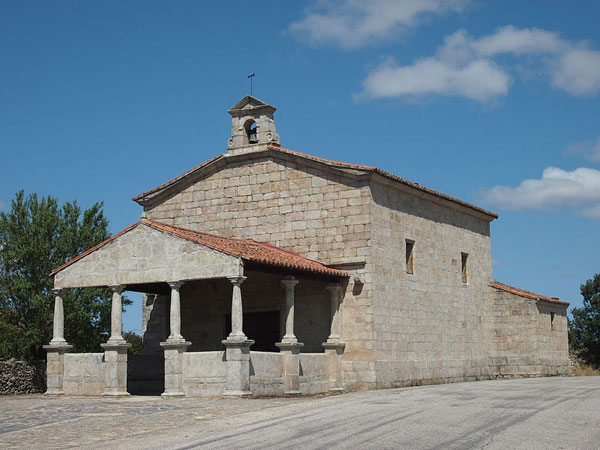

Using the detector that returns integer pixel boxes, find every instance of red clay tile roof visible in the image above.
[132,145,498,220]
[50,220,348,278]
[489,281,569,306]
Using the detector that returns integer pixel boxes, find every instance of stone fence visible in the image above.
[0,359,46,395]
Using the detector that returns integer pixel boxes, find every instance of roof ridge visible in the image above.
[145,219,248,243]
[489,280,569,306]
[133,145,498,219]
[269,145,497,219]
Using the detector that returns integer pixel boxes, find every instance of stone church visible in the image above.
[44,96,570,397]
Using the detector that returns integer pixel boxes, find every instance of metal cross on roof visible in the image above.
[248,73,255,96]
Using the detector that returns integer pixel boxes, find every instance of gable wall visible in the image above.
[54,225,241,289]
[144,155,377,389]
[489,289,570,377]
[369,180,496,387]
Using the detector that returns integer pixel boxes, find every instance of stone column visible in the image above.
[160,281,191,397]
[325,284,343,343]
[222,276,254,397]
[322,283,345,392]
[101,285,131,396]
[43,289,72,396]
[276,276,303,395]
[227,276,247,341]
[108,285,126,344]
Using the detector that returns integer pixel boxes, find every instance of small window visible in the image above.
[461,252,468,283]
[406,240,415,274]
[551,312,555,330]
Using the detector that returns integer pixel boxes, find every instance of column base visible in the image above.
[43,343,72,397]
[322,342,345,393]
[222,339,254,397]
[276,342,303,395]
[101,342,131,397]
[160,340,191,397]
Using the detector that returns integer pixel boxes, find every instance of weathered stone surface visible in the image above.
[63,353,105,396]
[54,224,242,288]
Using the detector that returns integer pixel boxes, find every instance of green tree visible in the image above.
[123,331,143,355]
[0,190,129,360]
[569,273,600,368]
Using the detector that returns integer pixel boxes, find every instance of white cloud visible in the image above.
[288,0,470,49]
[566,137,600,162]
[480,167,600,220]
[552,48,600,95]
[360,26,600,101]
[361,57,509,101]
[0,201,6,211]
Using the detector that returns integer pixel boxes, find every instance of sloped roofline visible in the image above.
[50,220,348,278]
[489,281,569,306]
[227,95,276,114]
[132,145,498,220]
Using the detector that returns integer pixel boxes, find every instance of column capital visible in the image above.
[168,281,184,290]
[227,276,247,287]
[281,276,299,290]
[52,288,63,297]
[108,285,124,294]
[326,283,343,295]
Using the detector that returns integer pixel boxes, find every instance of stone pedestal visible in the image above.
[43,343,72,396]
[322,342,345,393]
[276,342,304,395]
[160,340,191,397]
[222,339,254,397]
[100,342,131,396]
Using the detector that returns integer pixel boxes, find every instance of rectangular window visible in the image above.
[406,240,415,274]
[461,252,468,283]
[551,312,555,330]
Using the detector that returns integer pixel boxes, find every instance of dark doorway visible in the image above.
[127,354,165,395]
[224,311,280,351]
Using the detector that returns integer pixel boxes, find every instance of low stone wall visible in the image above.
[63,353,105,395]
[300,353,329,394]
[182,351,226,397]
[250,351,284,396]
[0,359,46,395]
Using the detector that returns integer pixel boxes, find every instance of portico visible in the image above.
[46,219,348,397]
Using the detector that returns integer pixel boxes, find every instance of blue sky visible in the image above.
[1,1,599,333]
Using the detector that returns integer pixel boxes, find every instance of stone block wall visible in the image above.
[183,351,226,397]
[369,181,496,388]
[143,154,376,389]
[0,359,46,395]
[249,351,284,396]
[490,289,570,377]
[299,353,329,394]
[63,353,105,395]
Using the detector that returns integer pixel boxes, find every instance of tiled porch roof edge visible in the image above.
[132,145,498,220]
[489,281,569,306]
[50,220,349,279]
[144,220,349,278]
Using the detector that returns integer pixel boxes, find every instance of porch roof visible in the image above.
[489,281,569,306]
[51,219,348,279]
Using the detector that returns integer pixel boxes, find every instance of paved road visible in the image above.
[1,377,599,449]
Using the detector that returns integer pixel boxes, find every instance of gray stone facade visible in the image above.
[46,96,570,397]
